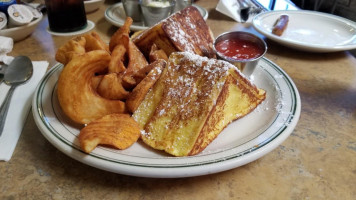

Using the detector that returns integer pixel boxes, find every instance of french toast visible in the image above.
[132,6,216,59]
[132,52,266,156]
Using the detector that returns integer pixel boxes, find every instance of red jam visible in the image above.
[215,39,264,60]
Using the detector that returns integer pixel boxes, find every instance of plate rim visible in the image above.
[0,14,43,34]
[46,20,95,36]
[104,2,209,31]
[0,14,43,41]
[32,57,301,178]
[252,10,356,52]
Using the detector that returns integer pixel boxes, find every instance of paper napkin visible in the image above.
[216,0,242,22]
[0,61,48,161]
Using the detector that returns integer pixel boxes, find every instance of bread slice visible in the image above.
[133,52,266,156]
[132,6,216,59]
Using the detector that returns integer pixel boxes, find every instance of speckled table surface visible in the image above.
[1,0,355,199]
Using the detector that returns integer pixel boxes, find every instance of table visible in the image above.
[1,0,355,199]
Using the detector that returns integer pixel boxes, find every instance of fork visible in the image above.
[247,7,264,20]
[237,0,251,23]
[237,0,265,23]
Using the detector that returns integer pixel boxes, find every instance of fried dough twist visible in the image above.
[57,50,126,124]
[79,114,141,153]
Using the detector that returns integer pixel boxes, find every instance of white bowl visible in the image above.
[0,14,43,42]
[84,0,105,13]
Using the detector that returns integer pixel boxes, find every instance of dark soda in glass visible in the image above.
[45,0,87,32]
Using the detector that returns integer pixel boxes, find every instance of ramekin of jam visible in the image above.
[214,31,267,77]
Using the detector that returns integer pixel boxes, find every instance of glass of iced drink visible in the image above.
[45,0,87,32]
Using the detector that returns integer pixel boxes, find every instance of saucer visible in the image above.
[46,20,95,36]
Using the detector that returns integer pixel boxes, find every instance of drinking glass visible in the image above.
[44,0,87,32]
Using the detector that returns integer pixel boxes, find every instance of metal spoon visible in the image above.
[0,56,33,136]
[0,64,8,84]
[0,73,3,84]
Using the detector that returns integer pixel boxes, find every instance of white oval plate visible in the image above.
[0,14,42,42]
[32,58,300,178]
[253,10,356,52]
[105,3,208,31]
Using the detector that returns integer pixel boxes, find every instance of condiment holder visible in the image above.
[140,0,175,27]
[122,0,176,26]
[174,0,192,12]
[122,0,143,22]
[214,31,267,77]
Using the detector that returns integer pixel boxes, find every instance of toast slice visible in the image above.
[132,52,266,156]
[132,6,216,59]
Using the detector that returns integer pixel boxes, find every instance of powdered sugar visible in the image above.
[165,17,195,51]
[140,129,151,137]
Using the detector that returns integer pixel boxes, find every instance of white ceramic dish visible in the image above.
[32,58,301,178]
[84,0,104,13]
[0,14,42,42]
[46,20,95,36]
[105,3,208,31]
[252,10,356,52]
